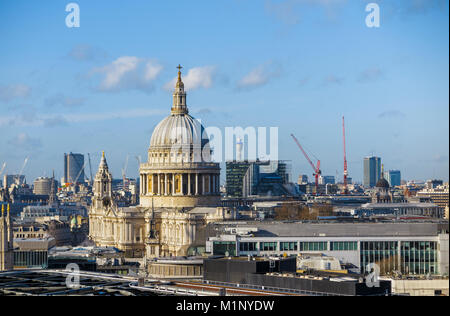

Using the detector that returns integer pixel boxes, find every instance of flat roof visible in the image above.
[215,221,448,238]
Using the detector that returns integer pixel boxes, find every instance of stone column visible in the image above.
[202,174,205,195]
[212,174,215,194]
[142,174,145,195]
[144,174,148,195]
[188,173,191,195]
[164,174,168,196]
[172,173,175,195]
[180,173,184,195]
[195,174,199,195]
[151,174,155,195]
[157,173,161,195]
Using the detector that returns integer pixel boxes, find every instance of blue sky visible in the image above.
[0,0,448,184]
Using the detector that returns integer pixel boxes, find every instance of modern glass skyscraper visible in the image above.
[64,153,85,184]
[363,156,381,187]
[226,160,291,197]
[384,170,401,187]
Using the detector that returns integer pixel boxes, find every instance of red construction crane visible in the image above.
[342,116,349,195]
[291,134,321,195]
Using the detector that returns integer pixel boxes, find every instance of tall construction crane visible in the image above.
[16,157,29,185]
[122,155,129,191]
[342,116,349,195]
[72,160,88,185]
[135,155,142,166]
[291,134,321,195]
[0,163,6,178]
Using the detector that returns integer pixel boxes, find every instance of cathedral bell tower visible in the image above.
[93,151,113,209]
[49,170,59,207]
[171,64,188,115]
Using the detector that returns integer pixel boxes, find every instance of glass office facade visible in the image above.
[299,242,327,251]
[360,241,398,275]
[360,241,438,275]
[239,242,258,252]
[213,241,236,256]
[261,242,278,251]
[330,241,357,251]
[280,242,298,251]
[225,162,251,197]
[213,237,442,276]
[14,250,48,269]
[363,156,381,187]
[400,241,437,275]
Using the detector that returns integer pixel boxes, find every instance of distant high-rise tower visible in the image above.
[297,174,308,185]
[0,204,14,271]
[236,138,243,161]
[64,152,85,184]
[33,177,58,196]
[384,170,401,187]
[363,156,381,187]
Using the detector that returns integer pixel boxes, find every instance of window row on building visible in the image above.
[13,250,48,269]
[224,240,357,254]
[209,237,444,275]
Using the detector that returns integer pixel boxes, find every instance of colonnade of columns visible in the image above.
[160,222,195,246]
[140,173,220,196]
[93,217,144,245]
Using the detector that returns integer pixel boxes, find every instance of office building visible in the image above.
[226,161,252,197]
[297,174,308,185]
[13,237,54,269]
[203,256,391,296]
[363,156,381,187]
[319,176,335,185]
[417,183,449,210]
[206,220,449,276]
[384,170,401,187]
[64,152,85,184]
[226,160,292,198]
[33,177,58,196]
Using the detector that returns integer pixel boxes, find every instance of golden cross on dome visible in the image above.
[177,64,183,72]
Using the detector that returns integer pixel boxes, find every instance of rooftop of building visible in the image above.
[210,219,449,238]
[0,270,154,296]
[361,202,440,208]
[204,255,295,262]
[49,246,122,258]
[13,237,56,251]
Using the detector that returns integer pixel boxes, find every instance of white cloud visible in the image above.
[0,108,167,128]
[91,57,163,93]
[237,63,282,90]
[164,66,217,91]
[0,84,31,102]
[68,44,107,62]
[8,133,42,150]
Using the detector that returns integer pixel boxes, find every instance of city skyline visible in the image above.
[0,0,448,183]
